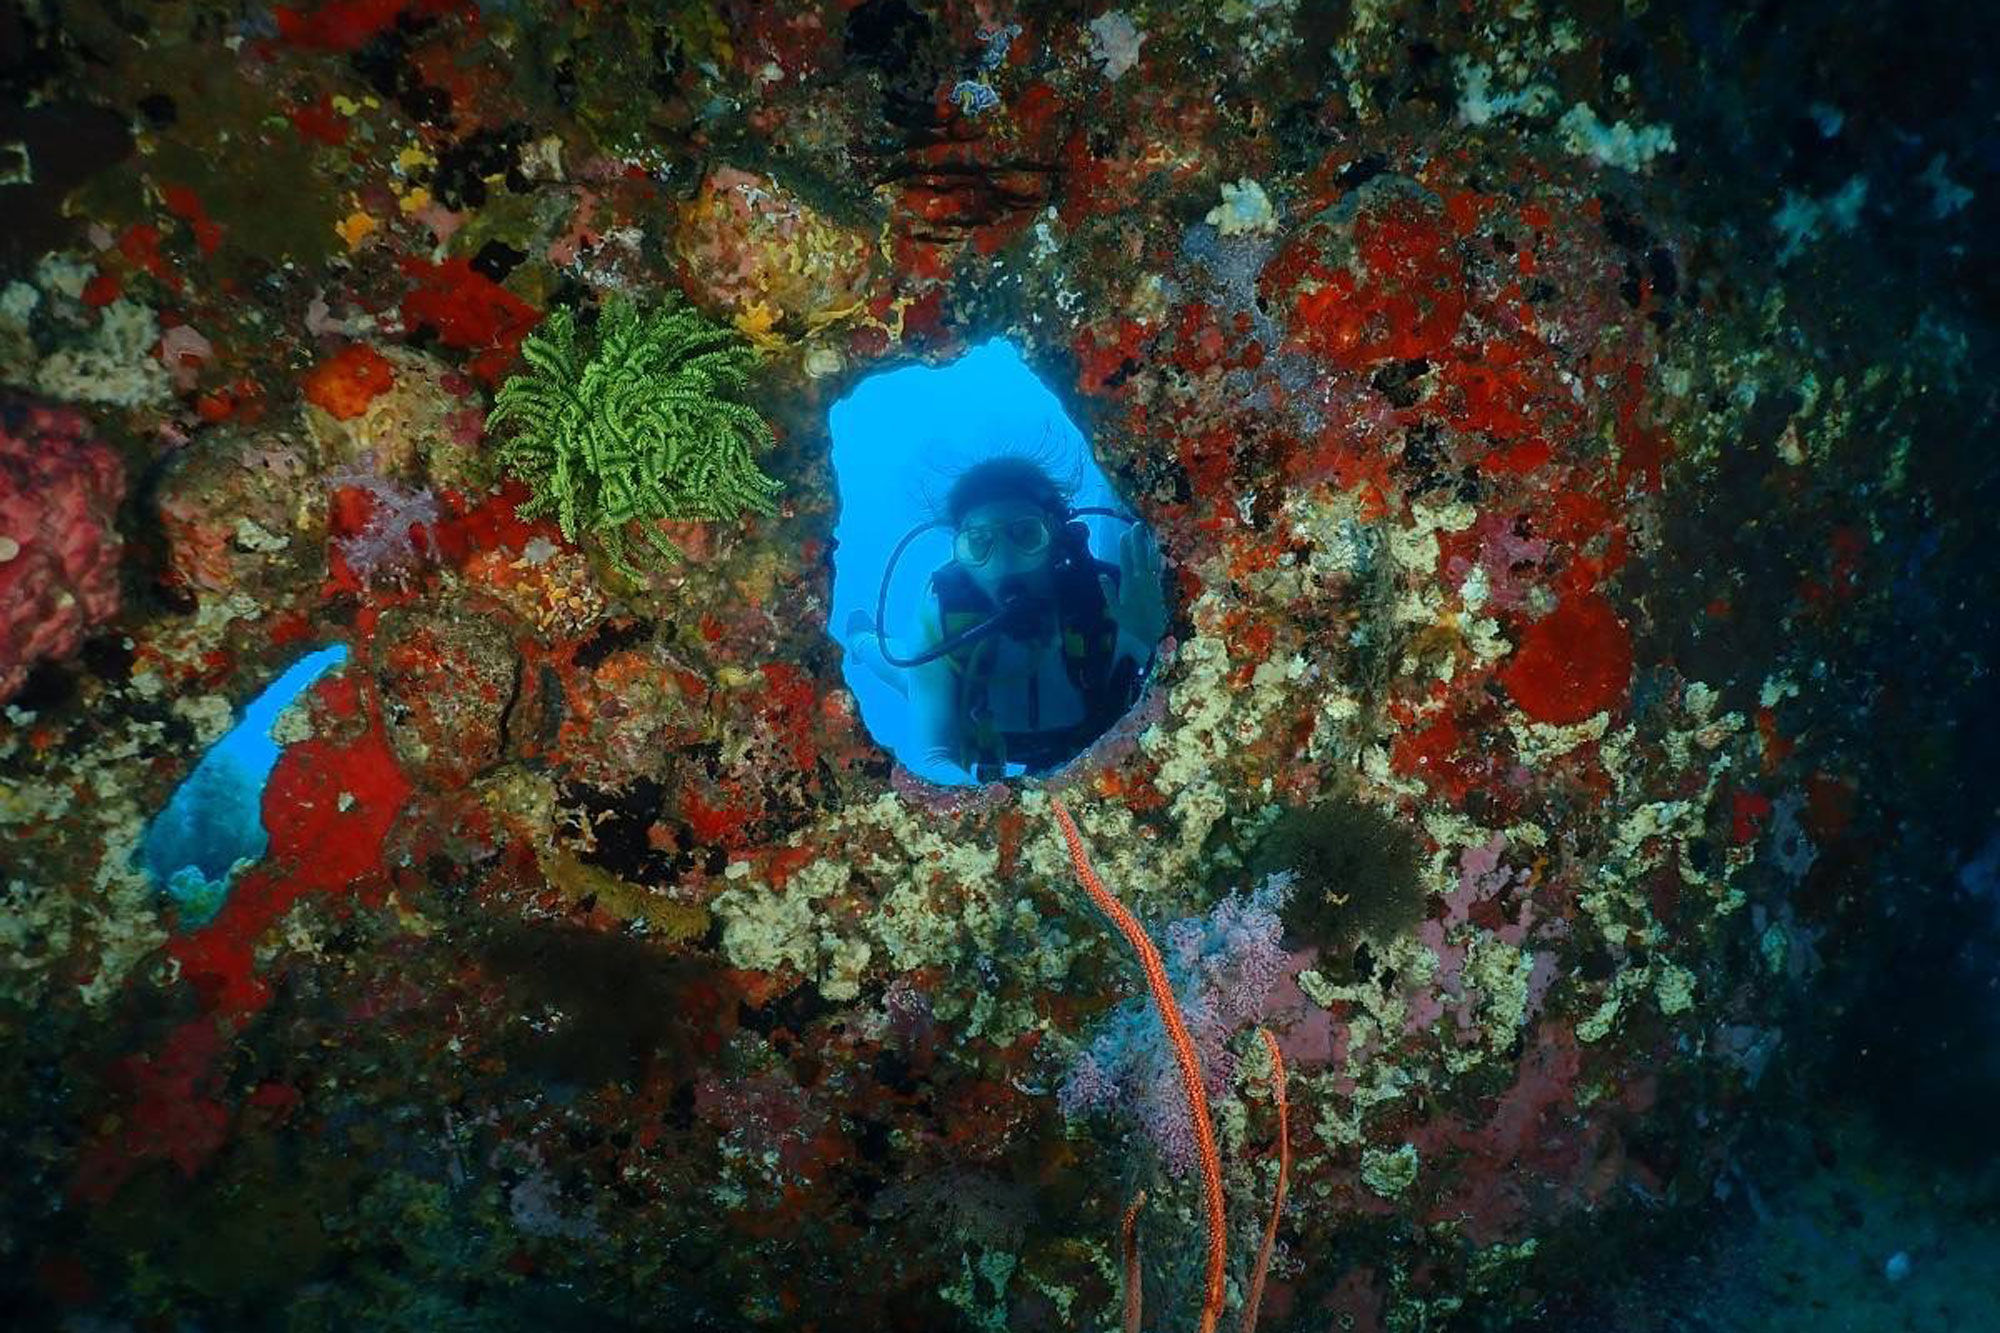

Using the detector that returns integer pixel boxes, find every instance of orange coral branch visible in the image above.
[1242,1028,1290,1333]
[1050,796,1227,1333]
[1121,1189,1148,1333]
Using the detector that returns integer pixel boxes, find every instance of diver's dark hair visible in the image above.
[941,456,1073,526]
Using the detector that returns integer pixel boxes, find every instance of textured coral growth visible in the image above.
[0,402,124,700]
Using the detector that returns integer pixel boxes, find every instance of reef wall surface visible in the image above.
[0,1,1994,1329]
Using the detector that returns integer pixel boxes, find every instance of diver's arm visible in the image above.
[843,611,910,697]
[904,600,970,785]
[1099,523,1168,679]
[1111,626,1158,677]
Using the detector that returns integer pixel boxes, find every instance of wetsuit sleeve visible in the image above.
[1112,626,1156,676]
[1098,563,1158,679]
[905,594,969,785]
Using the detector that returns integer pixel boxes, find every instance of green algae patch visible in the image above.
[510,0,734,156]
[145,137,346,272]
[1362,1142,1421,1198]
[68,39,351,280]
[538,846,711,944]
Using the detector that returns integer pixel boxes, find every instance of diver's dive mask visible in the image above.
[872,504,1132,670]
[952,514,1052,567]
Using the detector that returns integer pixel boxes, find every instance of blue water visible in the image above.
[825,339,1132,777]
[139,644,350,923]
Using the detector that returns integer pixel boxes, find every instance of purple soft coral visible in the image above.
[324,456,438,585]
[1059,872,1295,1175]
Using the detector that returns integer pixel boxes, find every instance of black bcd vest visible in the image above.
[927,540,1144,778]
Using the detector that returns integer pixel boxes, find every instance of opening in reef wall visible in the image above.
[1,1,1996,1329]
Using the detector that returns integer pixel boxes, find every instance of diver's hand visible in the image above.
[1099,524,1168,647]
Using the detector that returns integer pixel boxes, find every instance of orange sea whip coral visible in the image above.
[1242,1028,1290,1333]
[1121,1189,1148,1333]
[1049,795,1227,1333]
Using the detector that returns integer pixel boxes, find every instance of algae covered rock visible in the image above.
[153,423,326,603]
[672,163,882,336]
[371,601,524,791]
[0,399,124,700]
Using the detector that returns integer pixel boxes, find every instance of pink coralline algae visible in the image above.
[0,402,124,701]
[1407,835,1561,1038]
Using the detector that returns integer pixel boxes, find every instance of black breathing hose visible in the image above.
[871,507,1134,670]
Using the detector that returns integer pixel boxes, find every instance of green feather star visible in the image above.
[485,294,783,578]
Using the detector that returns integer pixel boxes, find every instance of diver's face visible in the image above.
[954,499,1054,601]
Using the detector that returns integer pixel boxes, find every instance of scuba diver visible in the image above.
[845,456,1167,786]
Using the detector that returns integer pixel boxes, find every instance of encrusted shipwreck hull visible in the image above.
[0,2,1979,1330]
